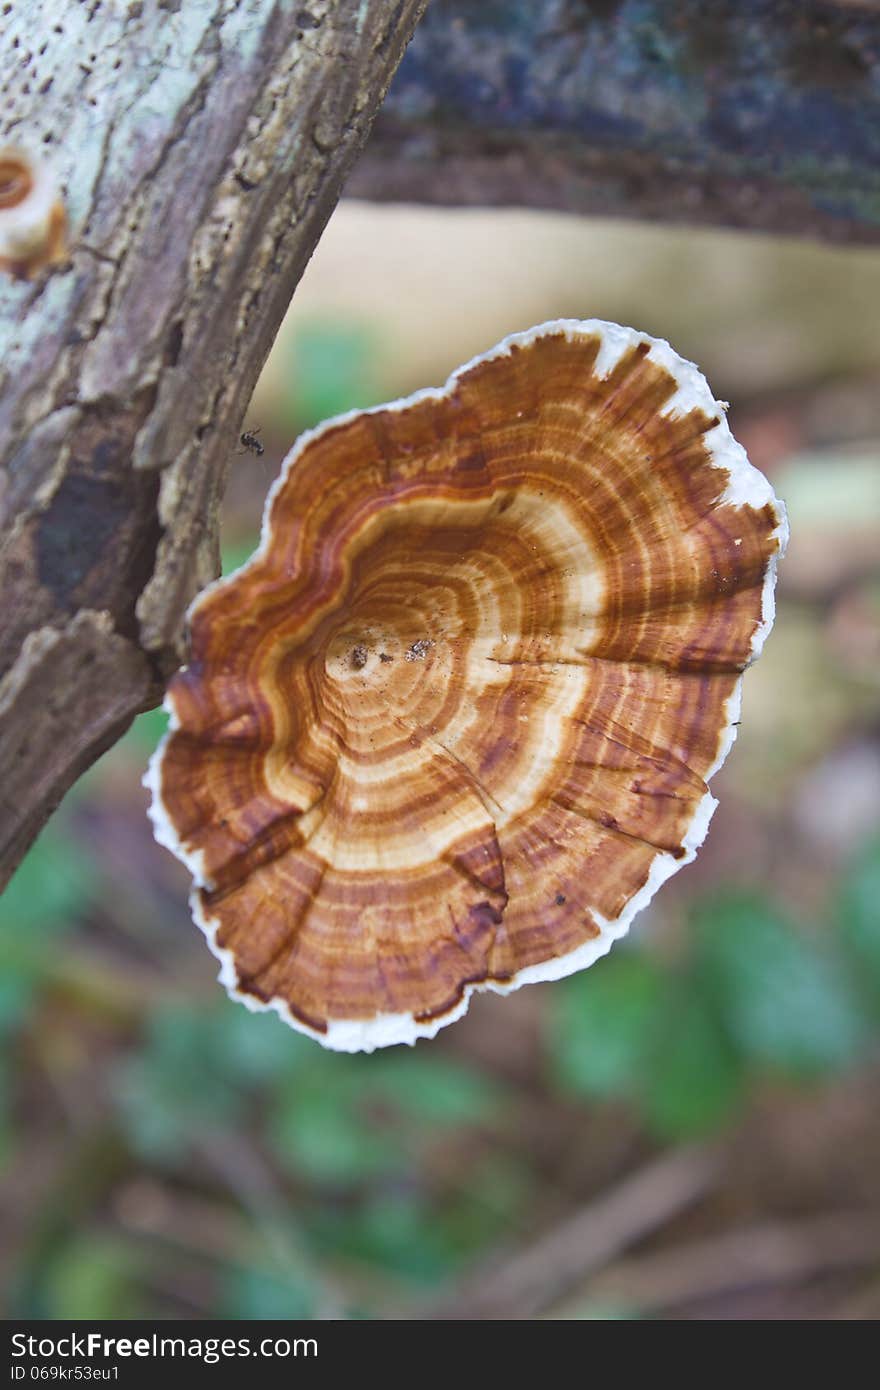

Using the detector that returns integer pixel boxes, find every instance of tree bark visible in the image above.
[351,0,880,244]
[0,0,426,890]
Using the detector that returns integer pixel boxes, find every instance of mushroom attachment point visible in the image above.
[147,320,788,1052]
[0,146,68,280]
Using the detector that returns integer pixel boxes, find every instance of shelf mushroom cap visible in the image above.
[0,146,67,280]
[146,319,788,1052]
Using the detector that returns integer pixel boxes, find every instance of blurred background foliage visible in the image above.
[2,205,880,1320]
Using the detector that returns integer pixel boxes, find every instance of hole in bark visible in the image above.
[164,319,184,368]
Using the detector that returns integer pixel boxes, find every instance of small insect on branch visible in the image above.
[239,426,264,457]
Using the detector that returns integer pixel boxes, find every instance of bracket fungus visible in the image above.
[0,146,67,280]
[147,319,787,1052]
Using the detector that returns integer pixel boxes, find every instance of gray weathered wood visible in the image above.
[0,0,426,890]
[351,0,880,244]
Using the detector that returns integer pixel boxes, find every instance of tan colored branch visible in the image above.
[422,1143,720,1320]
[579,1211,880,1316]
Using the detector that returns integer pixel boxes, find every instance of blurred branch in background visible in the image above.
[575,1211,880,1318]
[352,0,880,244]
[422,1144,720,1320]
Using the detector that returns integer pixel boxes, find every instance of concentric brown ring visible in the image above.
[147,319,788,1051]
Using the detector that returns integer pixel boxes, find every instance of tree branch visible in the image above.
[0,0,427,889]
[421,1143,719,1320]
[351,0,880,244]
[579,1210,880,1316]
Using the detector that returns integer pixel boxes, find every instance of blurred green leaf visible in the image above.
[223,1264,316,1320]
[219,1007,313,1087]
[351,1193,453,1282]
[285,320,383,430]
[271,1075,399,1185]
[221,537,260,577]
[115,1005,248,1159]
[118,999,311,1160]
[436,1152,533,1258]
[45,1235,141,1319]
[271,1052,502,1186]
[0,1058,11,1166]
[311,1191,457,1285]
[837,837,880,1004]
[640,983,744,1140]
[547,951,671,1100]
[0,975,33,1041]
[775,452,880,527]
[354,1052,503,1127]
[570,1301,641,1320]
[315,1165,527,1286]
[121,706,170,756]
[693,893,868,1078]
[0,825,97,936]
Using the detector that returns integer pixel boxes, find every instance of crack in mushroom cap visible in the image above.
[146,319,788,1052]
